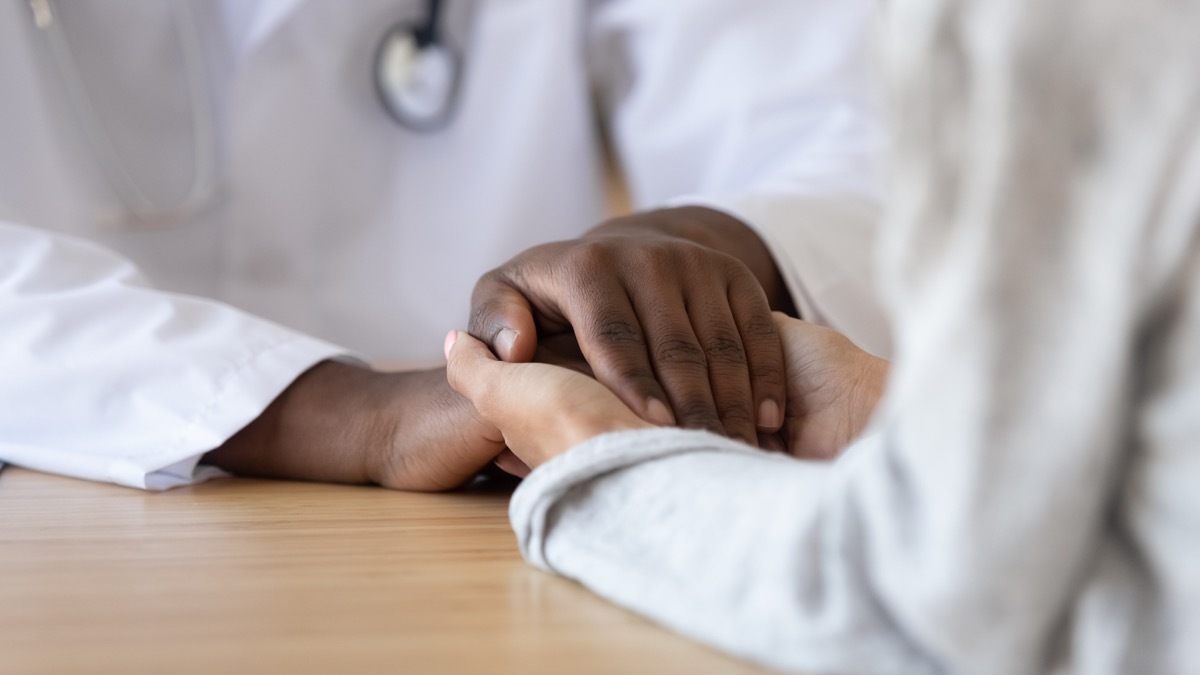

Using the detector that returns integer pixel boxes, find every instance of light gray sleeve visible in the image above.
[511,428,933,674]
[510,1,1200,673]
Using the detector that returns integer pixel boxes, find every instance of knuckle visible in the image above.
[751,362,788,389]
[641,242,682,269]
[467,295,493,321]
[682,243,714,266]
[676,398,722,430]
[652,336,707,367]
[741,312,779,340]
[703,332,747,367]
[715,401,756,429]
[657,244,708,276]
[611,363,661,392]
[721,255,755,279]
[468,272,513,330]
[502,242,571,287]
[566,240,616,271]
[467,300,500,336]
[591,312,645,348]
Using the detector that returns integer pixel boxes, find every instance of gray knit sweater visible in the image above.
[509,1,1200,673]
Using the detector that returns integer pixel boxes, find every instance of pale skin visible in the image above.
[444,313,890,469]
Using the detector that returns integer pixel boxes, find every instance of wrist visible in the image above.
[204,360,399,485]
[555,417,652,463]
[364,367,502,491]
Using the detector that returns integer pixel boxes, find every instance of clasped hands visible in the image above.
[446,310,888,476]
[452,206,889,476]
[205,206,888,490]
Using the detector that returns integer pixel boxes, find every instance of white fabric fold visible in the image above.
[0,222,348,490]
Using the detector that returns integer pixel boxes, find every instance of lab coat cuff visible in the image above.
[509,428,758,573]
[667,191,891,357]
[109,333,351,490]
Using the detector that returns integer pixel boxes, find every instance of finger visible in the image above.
[631,293,725,436]
[492,449,531,478]
[567,281,676,427]
[757,430,786,453]
[468,273,539,363]
[444,330,504,413]
[730,277,787,432]
[686,294,759,444]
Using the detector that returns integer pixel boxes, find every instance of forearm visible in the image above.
[204,363,503,491]
[202,360,388,485]
[587,206,796,314]
[512,428,931,674]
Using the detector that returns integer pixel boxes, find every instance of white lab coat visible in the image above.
[0,0,887,488]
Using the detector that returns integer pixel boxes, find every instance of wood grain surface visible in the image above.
[0,467,766,674]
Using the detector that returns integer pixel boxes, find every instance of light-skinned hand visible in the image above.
[444,315,889,471]
[444,330,651,470]
[770,312,889,459]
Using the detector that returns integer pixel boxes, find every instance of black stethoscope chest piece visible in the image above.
[374,0,461,132]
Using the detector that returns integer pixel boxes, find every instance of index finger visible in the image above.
[566,280,677,428]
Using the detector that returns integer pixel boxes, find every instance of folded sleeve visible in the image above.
[588,0,890,355]
[0,222,347,490]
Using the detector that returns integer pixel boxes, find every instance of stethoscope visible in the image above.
[375,0,462,132]
[28,0,463,222]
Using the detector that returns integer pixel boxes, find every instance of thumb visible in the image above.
[444,330,503,406]
[468,275,538,363]
[492,449,531,478]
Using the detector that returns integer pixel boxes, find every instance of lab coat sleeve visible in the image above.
[587,0,889,355]
[0,222,347,490]
[516,3,1199,672]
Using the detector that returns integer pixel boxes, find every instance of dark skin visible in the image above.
[206,206,796,488]
[202,336,593,489]
[470,206,796,445]
[204,363,506,491]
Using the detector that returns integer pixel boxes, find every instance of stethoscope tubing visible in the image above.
[34,0,219,224]
[31,0,462,224]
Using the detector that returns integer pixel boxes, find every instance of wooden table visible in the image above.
[0,467,766,674]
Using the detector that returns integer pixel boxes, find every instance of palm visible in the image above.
[774,317,885,460]
[445,332,650,470]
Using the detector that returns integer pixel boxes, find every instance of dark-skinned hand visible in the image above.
[469,206,795,446]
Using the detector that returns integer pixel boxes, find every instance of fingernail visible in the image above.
[443,330,458,360]
[757,400,782,430]
[645,398,675,427]
[495,329,519,360]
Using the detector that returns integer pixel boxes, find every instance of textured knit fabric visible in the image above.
[509,1,1200,672]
